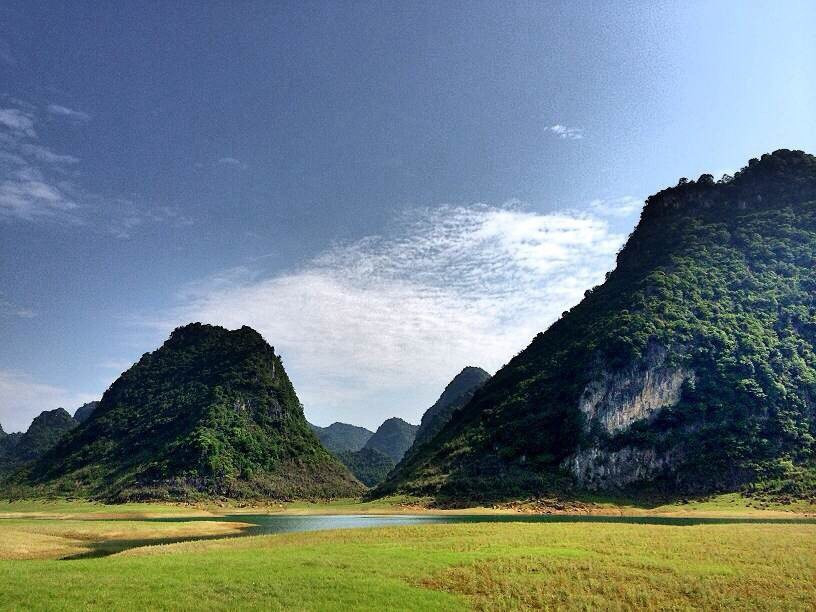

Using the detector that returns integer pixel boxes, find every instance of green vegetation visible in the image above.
[0,409,78,475]
[384,150,816,501]
[0,513,813,610]
[72,401,99,424]
[364,417,418,463]
[336,447,396,486]
[404,367,490,463]
[310,422,374,454]
[4,323,363,501]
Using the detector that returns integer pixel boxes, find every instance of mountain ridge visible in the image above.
[6,323,363,501]
[380,149,816,501]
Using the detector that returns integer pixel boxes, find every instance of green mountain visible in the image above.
[363,417,418,463]
[411,367,490,455]
[0,427,22,472]
[73,401,99,424]
[380,367,490,490]
[335,447,396,487]
[0,409,78,475]
[381,150,816,501]
[310,422,373,454]
[10,323,363,501]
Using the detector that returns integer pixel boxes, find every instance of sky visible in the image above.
[1,1,815,433]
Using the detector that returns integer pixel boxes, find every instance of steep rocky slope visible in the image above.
[381,150,816,500]
[73,401,99,424]
[8,323,363,501]
[411,367,490,455]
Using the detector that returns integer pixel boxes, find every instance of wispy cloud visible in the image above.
[0,369,96,432]
[0,97,188,232]
[0,108,36,138]
[546,124,584,140]
[216,156,247,169]
[589,195,643,218]
[141,202,625,428]
[108,204,194,239]
[0,38,16,66]
[0,295,35,319]
[47,104,91,123]
[0,166,78,220]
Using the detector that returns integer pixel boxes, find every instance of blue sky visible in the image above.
[1,1,814,432]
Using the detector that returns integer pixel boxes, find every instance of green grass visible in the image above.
[1,520,814,610]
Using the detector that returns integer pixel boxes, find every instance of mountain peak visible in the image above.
[383,150,816,500]
[364,418,418,463]
[18,325,362,501]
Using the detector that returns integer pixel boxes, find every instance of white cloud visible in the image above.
[216,157,247,169]
[589,196,643,218]
[0,295,35,319]
[0,166,78,219]
[0,108,36,138]
[47,104,91,123]
[143,203,626,429]
[0,98,181,231]
[0,39,15,66]
[0,370,96,433]
[546,124,584,140]
[18,143,79,164]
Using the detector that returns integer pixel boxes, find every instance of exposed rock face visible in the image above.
[578,342,694,435]
[567,446,681,490]
[380,150,816,500]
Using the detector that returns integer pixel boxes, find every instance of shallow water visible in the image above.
[154,512,816,534]
[64,512,816,559]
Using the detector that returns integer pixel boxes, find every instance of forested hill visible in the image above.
[380,149,816,501]
[310,422,374,454]
[7,323,363,501]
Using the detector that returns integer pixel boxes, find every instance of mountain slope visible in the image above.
[0,409,78,475]
[411,367,490,454]
[73,401,99,424]
[310,422,373,454]
[11,323,363,501]
[363,418,418,463]
[335,447,396,487]
[381,150,816,500]
[381,367,490,489]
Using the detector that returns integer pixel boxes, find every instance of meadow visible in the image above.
[0,496,814,610]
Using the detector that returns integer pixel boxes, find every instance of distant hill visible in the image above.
[412,367,490,454]
[379,367,489,491]
[0,409,78,475]
[363,418,418,463]
[382,150,816,501]
[335,447,395,487]
[73,401,99,424]
[7,323,363,501]
[310,422,373,454]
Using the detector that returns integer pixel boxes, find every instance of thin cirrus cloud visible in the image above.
[216,156,248,169]
[0,369,97,433]
[144,202,627,428]
[46,103,91,123]
[0,104,82,219]
[0,98,192,234]
[546,124,584,140]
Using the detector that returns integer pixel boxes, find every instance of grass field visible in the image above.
[1,496,814,610]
